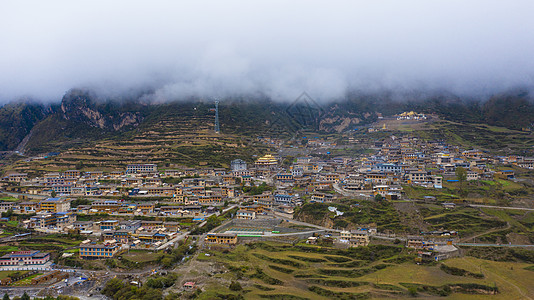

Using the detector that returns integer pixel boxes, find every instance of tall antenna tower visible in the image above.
[214,100,220,133]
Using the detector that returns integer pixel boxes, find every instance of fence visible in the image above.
[0,266,76,273]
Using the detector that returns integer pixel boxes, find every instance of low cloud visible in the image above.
[0,0,533,103]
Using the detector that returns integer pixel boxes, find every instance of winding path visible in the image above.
[462,258,532,300]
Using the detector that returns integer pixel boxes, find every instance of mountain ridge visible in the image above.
[0,88,533,154]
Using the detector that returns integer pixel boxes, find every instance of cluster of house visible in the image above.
[4,136,529,213]
[303,229,373,248]
[406,236,460,262]
[78,219,184,258]
[262,137,531,203]
[0,196,214,233]
[5,164,239,203]
[0,194,192,252]
[74,200,211,219]
[2,133,532,263]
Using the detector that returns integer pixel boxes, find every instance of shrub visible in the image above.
[408,286,418,297]
[229,281,243,291]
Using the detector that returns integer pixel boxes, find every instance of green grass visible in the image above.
[297,201,408,233]
[121,251,161,263]
[415,120,534,156]
[424,208,507,237]
[0,271,29,280]
[194,242,532,299]
[0,245,19,253]
[11,273,43,286]
[0,197,18,202]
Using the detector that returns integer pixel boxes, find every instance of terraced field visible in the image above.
[183,242,534,299]
[6,111,272,175]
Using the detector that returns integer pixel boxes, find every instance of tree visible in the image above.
[70,198,91,208]
[374,194,383,201]
[101,278,124,298]
[160,256,173,268]
[1,208,13,218]
[51,190,57,198]
[455,167,467,183]
[455,166,467,194]
[282,156,294,167]
[229,281,242,291]
[3,293,10,300]
[20,293,29,300]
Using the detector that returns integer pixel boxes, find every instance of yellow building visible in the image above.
[205,233,237,245]
[79,244,121,259]
[63,170,81,178]
[39,198,70,213]
[255,154,278,168]
[340,230,370,247]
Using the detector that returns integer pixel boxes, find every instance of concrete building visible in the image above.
[231,159,247,171]
[126,164,158,174]
[79,243,121,259]
[236,210,256,220]
[5,173,28,182]
[340,230,369,247]
[0,251,50,266]
[39,198,70,213]
[63,170,81,178]
[205,233,237,245]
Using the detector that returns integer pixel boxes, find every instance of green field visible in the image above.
[11,273,43,286]
[0,245,20,253]
[414,120,534,156]
[0,270,29,280]
[187,242,534,299]
[0,196,18,202]
[122,250,161,263]
[403,177,533,206]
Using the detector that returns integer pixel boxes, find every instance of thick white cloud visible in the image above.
[0,0,533,102]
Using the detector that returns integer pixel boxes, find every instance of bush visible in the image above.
[145,273,177,289]
[250,267,283,285]
[308,285,369,299]
[268,264,294,274]
[229,281,242,291]
[103,277,164,300]
[440,264,484,278]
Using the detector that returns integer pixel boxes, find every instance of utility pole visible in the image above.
[214,100,220,134]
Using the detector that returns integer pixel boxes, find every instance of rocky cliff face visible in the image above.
[0,101,49,151]
[60,89,143,131]
[296,210,335,229]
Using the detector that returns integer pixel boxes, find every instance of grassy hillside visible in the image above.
[172,242,534,299]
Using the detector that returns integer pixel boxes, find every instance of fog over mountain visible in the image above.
[1,0,533,103]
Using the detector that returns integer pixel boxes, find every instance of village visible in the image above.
[0,125,533,296]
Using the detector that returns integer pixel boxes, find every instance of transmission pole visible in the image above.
[214,100,220,133]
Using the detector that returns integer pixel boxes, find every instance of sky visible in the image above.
[1,0,533,103]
